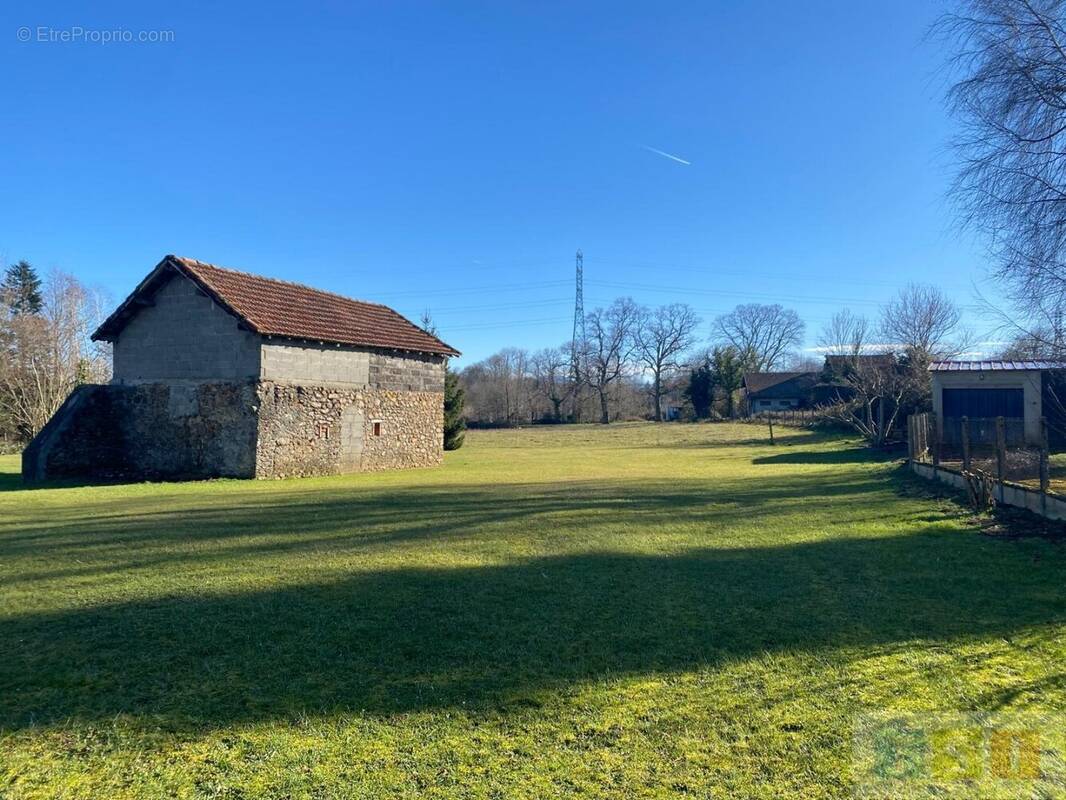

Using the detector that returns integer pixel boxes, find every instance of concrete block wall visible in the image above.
[260,342,445,393]
[112,274,261,382]
[260,341,370,385]
[368,351,446,392]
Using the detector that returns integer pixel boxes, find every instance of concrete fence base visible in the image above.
[910,461,1066,521]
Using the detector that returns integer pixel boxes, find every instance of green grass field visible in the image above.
[1,423,1064,798]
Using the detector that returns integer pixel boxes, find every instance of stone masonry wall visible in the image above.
[359,388,444,472]
[29,381,259,481]
[254,382,443,478]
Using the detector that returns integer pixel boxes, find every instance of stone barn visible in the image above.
[23,255,460,482]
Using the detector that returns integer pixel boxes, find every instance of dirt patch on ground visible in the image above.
[895,462,1066,540]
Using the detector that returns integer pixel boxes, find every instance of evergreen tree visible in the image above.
[685,361,714,419]
[710,345,752,418]
[2,261,43,315]
[443,368,466,450]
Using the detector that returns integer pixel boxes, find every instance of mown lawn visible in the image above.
[1,423,1064,798]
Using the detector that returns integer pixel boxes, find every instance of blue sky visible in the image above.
[1,1,992,366]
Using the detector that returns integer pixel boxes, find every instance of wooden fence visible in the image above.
[745,409,819,426]
[940,416,1024,447]
[908,412,1059,518]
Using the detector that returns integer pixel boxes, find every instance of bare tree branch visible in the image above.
[713,304,804,371]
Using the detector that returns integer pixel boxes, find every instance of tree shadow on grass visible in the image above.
[661,432,827,449]
[0,472,899,572]
[752,448,893,466]
[1,525,1063,732]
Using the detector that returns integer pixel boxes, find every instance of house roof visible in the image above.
[743,371,818,398]
[93,255,460,357]
[929,360,1066,372]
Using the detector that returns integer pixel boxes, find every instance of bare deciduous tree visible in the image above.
[821,355,917,446]
[634,303,701,421]
[531,345,571,422]
[941,0,1066,350]
[879,284,969,358]
[818,309,870,360]
[713,303,804,371]
[584,298,641,424]
[0,270,111,440]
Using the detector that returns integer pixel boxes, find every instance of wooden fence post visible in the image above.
[1040,416,1050,497]
[932,414,941,467]
[995,416,1007,499]
[768,416,775,445]
[961,416,971,472]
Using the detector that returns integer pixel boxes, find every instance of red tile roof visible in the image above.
[93,255,460,357]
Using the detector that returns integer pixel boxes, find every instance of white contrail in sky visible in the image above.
[641,145,691,165]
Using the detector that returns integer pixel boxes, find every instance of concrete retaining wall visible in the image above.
[910,461,1066,521]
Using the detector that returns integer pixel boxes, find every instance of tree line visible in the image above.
[456,282,972,436]
[0,261,111,448]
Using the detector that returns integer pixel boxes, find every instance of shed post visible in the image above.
[961,416,971,472]
[1040,416,1050,498]
[995,416,1007,499]
[932,413,941,467]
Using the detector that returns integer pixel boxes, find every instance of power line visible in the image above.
[442,315,572,332]
[374,278,571,299]
[587,278,887,308]
[581,256,980,293]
